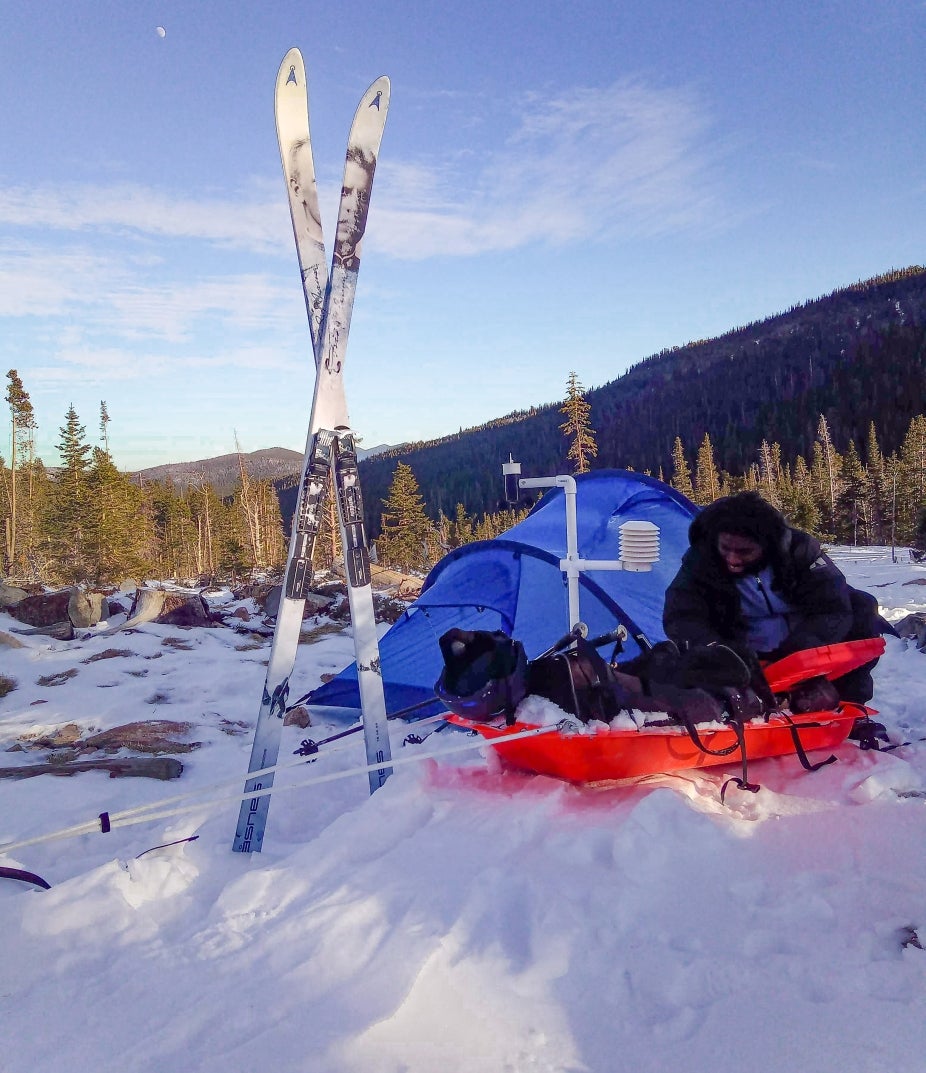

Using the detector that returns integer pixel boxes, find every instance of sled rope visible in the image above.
[0,722,561,857]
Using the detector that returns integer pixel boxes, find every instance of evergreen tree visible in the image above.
[86,446,151,583]
[45,405,94,582]
[757,440,782,509]
[4,369,37,574]
[837,439,867,545]
[559,372,598,474]
[811,416,841,539]
[693,433,719,505]
[449,502,475,548]
[378,463,437,572]
[670,436,695,499]
[146,479,196,580]
[897,414,926,543]
[788,456,821,535]
[865,422,890,545]
[99,400,111,454]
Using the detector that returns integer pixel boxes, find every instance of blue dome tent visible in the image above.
[308,470,699,716]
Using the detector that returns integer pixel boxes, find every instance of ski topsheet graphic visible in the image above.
[233,50,393,854]
[276,48,327,354]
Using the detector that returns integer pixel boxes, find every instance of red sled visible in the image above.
[447,638,885,784]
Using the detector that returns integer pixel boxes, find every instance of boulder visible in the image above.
[157,594,212,627]
[895,612,926,651]
[125,589,212,628]
[8,589,71,627]
[0,582,28,608]
[68,589,109,628]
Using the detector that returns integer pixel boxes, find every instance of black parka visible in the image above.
[663,507,855,659]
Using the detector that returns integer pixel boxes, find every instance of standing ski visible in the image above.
[233,51,392,854]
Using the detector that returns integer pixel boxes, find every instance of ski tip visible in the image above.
[277,47,305,90]
[358,76,390,120]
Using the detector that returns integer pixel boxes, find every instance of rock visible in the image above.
[0,631,26,649]
[157,594,211,627]
[305,592,334,615]
[11,621,75,641]
[80,719,199,754]
[0,757,184,780]
[20,723,83,748]
[261,584,282,619]
[255,584,332,621]
[121,589,212,629]
[895,612,926,651]
[68,588,108,628]
[284,705,312,728]
[8,589,71,627]
[0,582,28,608]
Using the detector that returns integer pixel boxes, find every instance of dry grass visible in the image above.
[299,621,346,645]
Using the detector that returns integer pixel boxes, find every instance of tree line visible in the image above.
[665,414,926,548]
[6,276,926,588]
[372,374,926,578]
[1,370,531,586]
[357,268,926,529]
[1,371,285,586]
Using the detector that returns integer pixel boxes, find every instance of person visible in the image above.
[334,146,376,270]
[662,491,886,703]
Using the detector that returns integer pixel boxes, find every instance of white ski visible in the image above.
[233,51,392,854]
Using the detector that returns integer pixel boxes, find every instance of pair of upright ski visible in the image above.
[233,49,393,853]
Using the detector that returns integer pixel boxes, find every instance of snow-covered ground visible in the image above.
[2,547,925,1073]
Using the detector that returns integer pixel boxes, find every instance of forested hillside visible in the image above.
[355,268,926,534]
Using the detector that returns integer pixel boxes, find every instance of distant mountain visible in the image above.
[358,443,402,461]
[133,448,304,497]
[356,267,926,534]
[132,443,404,500]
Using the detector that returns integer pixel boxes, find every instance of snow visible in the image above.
[2,547,926,1072]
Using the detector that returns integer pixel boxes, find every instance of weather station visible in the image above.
[502,456,660,631]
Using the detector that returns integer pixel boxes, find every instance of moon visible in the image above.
[156,25,166,38]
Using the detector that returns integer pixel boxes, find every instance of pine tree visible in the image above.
[897,413,926,543]
[99,400,111,454]
[86,446,150,583]
[378,463,437,572]
[45,405,94,582]
[757,440,782,509]
[693,433,719,506]
[559,372,598,474]
[670,436,695,500]
[449,503,475,548]
[4,370,37,574]
[837,439,867,545]
[865,422,890,545]
[788,456,821,535]
[811,415,841,539]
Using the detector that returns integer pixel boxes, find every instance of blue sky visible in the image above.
[2,0,924,471]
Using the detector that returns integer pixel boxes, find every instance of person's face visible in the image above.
[716,532,764,575]
[337,159,370,245]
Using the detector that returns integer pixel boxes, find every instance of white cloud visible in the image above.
[0,77,722,268]
[0,183,288,254]
[0,240,301,345]
[371,79,723,259]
